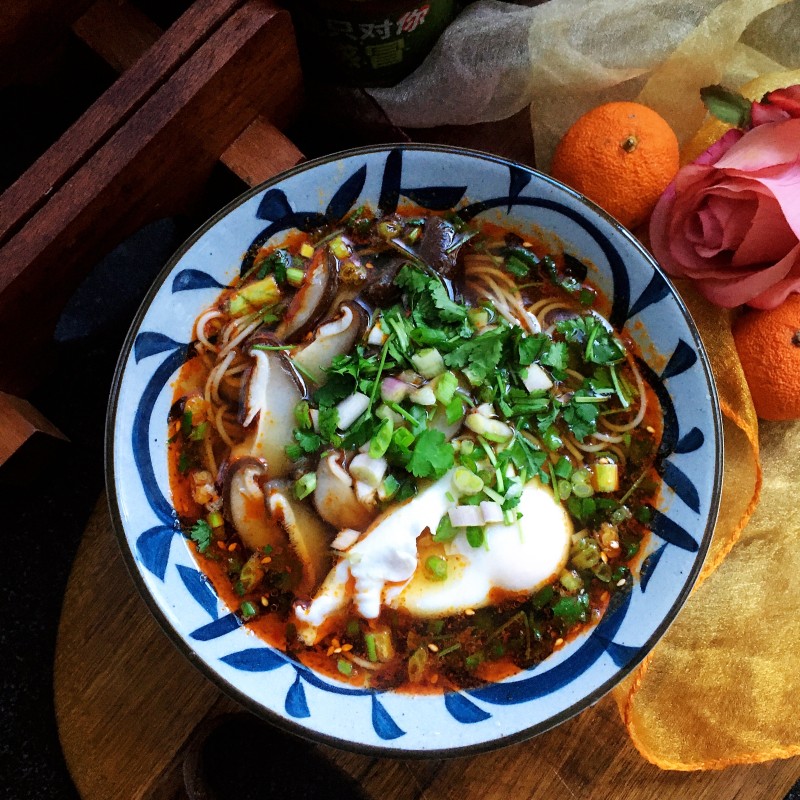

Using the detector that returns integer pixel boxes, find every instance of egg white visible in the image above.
[295,470,573,643]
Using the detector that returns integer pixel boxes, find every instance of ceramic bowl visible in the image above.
[107,144,722,756]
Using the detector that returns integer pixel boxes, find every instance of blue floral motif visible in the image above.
[627,272,671,320]
[190,613,242,642]
[379,148,467,213]
[285,674,311,719]
[444,692,492,724]
[171,269,226,293]
[136,525,175,582]
[176,565,219,620]
[675,427,705,454]
[640,544,666,593]
[371,695,405,740]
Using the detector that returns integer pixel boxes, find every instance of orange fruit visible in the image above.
[550,101,679,229]
[733,295,800,421]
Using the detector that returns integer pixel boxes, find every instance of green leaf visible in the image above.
[540,341,568,371]
[700,84,752,128]
[444,325,509,385]
[318,406,340,444]
[189,519,213,554]
[517,333,547,366]
[431,281,468,322]
[563,391,600,441]
[408,429,454,479]
[293,428,321,453]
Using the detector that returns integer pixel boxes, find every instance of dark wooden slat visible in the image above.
[0,0,247,244]
[0,0,301,394]
[71,0,162,73]
[71,0,305,189]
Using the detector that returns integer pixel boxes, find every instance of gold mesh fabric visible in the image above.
[611,284,800,769]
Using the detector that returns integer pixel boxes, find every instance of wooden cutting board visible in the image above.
[54,495,800,800]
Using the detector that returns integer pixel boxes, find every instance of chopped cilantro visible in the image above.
[444,325,509,386]
[256,249,290,282]
[317,406,340,444]
[408,429,454,479]
[540,341,568,372]
[293,428,321,453]
[189,519,213,554]
[517,333,547,366]
[556,315,624,365]
[563,391,601,440]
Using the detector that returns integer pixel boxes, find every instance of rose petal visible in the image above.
[715,118,800,172]
[697,244,798,307]
[748,243,800,308]
[649,182,681,275]
[738,165,800,241]
[691,129,743,166]
[763,85,800,118]
[733,194,797,267]
[751,102,790,126]
[691,204,724,251]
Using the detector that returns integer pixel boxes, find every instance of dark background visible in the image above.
[1,3,799,799]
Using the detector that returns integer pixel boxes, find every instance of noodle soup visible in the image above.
[168,207,661,692]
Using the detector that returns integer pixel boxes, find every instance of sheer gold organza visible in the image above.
[611,282,800,769]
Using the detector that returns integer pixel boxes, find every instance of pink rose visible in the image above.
[650,111,800,309]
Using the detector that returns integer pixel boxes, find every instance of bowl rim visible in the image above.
[105,142,723,758]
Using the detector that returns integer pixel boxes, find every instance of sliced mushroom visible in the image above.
[275,250,338,342]
[360,254,406,307]
[292,301,367,385]
[222,457,286,552]
[314,451,377,531]
[265,480,333,595]
[418,217,459,279]
[236,337,305,479]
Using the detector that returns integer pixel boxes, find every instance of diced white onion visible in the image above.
[336,392,370,430]
[409,384,437,406]
[309,408,320,432]
[380,377,409,404]
[354,480,377,506]
[448,505,485,528]
[480,501,505,524]
[465,413,513,442]
[522,363,553,393]
[410,348,445,379]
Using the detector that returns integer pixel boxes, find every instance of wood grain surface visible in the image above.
[55,497,800,800]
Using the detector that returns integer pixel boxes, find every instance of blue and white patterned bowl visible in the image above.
[107,145,722,756]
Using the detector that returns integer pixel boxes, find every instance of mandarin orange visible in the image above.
[732,295,800,421]
[550,102,679,229]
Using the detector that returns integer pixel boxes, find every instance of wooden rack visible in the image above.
[0,0,304,466]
